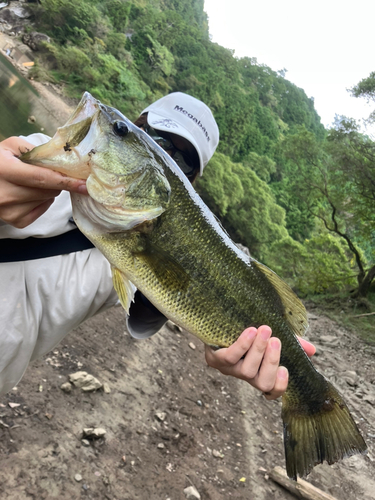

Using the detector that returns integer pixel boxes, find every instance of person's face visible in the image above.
[141,126,200,183]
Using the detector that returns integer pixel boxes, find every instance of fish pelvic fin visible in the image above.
[111,267,136,314]
[282,380,367,479]
[254,261,308,337]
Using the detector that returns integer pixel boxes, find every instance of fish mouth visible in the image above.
[20,92,101,178]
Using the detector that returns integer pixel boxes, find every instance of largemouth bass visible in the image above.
[21,92,366,479]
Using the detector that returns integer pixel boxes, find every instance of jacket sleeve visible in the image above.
[126,290,168,339]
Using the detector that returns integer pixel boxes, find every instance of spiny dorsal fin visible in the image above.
[254,261,308,337]
[111,267,136,314]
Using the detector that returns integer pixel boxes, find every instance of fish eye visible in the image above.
[113,121,129,137]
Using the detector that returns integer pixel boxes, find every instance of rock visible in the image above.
[319,335,340,346]
[69,371,102,392]
[102,383,111,394]
[82,427,106,439]
[157,443,165,449]
[307,314,319,320]
[22,31,51,51]
[60,382,72,393]
[363,395,375,406]
[212,449,224,458]
[155,411,167,422]
[74,474,82,482]
[166,320,182,333]
[27,115,35,123]
[189,342,196,350]
[0,4,30,24]
[342,370,360,387]
[8,402,20,408]
[183,485,201,500]
[81,439,90,447]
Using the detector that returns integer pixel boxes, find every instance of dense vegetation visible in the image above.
[26,0,374,306]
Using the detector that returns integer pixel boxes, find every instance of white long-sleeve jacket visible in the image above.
[0,133,165,396]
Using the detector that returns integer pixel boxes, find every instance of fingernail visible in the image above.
[270,338,280,350]
[77,183,88,195]
[244,327,257,340]
[260,325,272,340]
[278,367,288,380]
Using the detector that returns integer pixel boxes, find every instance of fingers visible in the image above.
[297,337,316,357]
[4,157,87,194]
[205,325,291,400]
[205,325,277,382]
[0,182,61,226]
[205,327,316,401]
[249,336,281,391]
[1,198,56,228]
[1,136,87,194]
[240,325,272,379]
[263,366,289,400]
[1,183,61,205]
[205,327,258,368]
[0,135,89,229]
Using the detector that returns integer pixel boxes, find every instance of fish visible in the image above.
[21,92,367,479]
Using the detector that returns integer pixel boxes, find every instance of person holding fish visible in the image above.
[0,92,315,400]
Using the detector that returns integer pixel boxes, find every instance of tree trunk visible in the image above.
[354,264,375,298]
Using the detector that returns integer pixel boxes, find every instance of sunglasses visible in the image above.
[144,125,199,178]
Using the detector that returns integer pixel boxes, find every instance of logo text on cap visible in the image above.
[174,105,210,142]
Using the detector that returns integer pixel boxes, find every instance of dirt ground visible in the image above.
[0,305,375,500]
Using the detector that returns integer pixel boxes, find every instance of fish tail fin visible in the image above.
[282,379,367,479]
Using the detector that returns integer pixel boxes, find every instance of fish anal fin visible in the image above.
[111,267,136,314]
[254,261,308,337]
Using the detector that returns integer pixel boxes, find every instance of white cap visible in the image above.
[141,92,219,175]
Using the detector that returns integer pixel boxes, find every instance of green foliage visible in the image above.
[195,153,244,216]
[24,0,375,299]
[267,233,357,296]
[30,0,102,44]
[242,152,276,183]
[196,153,288,259]
[279,123,375,296]
[351,72,375,122]
[145,35,175,76]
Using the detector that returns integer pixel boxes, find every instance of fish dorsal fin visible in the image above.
[254,261,308,337]
[111,267,136,314]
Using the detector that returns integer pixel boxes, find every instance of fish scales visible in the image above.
[93,178,284,347]
[21,92,367,480]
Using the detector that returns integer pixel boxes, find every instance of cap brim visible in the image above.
[146,111,204,175]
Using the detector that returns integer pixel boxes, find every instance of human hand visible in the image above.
[0,136,88,228]
[204,325,316,400]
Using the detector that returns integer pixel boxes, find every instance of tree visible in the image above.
[196,153,288,260]
[281,126,375,297]
[351,72,375,122]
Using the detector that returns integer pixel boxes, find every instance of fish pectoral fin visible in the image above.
[135,244,190,291]
[254,261,308,337]
[111,267,136,314]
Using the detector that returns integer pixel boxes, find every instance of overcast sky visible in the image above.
[204,0,375,133]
